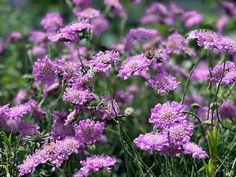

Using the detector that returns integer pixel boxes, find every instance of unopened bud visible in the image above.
[124,107,134,117]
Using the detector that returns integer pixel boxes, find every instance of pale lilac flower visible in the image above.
[134,133,168,152]
[73,0,91,9]
[217,15,228,33]
[192,61,209,81]
[7,32,22,42]
[32,56,57,84]
[187,29,236,53]
[219,1,236,18]
[219,100,236,119]
[96,96,120,120]
[91,16,109,36]
[40,13,63,31]
[146,2,168,15]
[13,90,27,105]
[124,28,157,50]
[19,121,39,137]
[210,61,235,84]
[8,102,32,120]
[31,45,46,57]
[74,155,116,177]
[222,69,236,85]
[104,0,126,18]
[148,72,179,95]
[51,112,75,140]
[0,104,10,119]
[149,102,186,128]
[89,50,119,73]
[75,8,100,19]
[181,11,202,28]
[163,121,193,146]
[63,87,93,106]
[183,142,208,159]
[118,54,151,80]
[74,119,105,145]
[49,21,92,42]
[29,31,47,44]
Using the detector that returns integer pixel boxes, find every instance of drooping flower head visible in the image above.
[148,72,179,95]
[118,54,151,80]
[91,16,109,36]
[149,102,186,128]
[40,12,63,32]
[104,0,126,18]
[134,132,168,152]
[32,56,57,84]
[187,29,236,53]
[19,121,40,137]
[183,142,208,159]
[74,155,116,177]
[74,119,105,145]
[181,11,202,28]
[89,50,119,73]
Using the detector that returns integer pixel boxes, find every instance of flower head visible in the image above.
[74,119,105,145]
[118,54,151,80]
[74,155,116,177]
[134,133,168,152]
[183,142,208,159]
[148,72,179,95]
[219,100,236,119]
[149,102,186,128]
[89,50,119,73]
[40,12,63,31]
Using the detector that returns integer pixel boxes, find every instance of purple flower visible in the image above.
[29,31,47,44]
[32,56,57,84]
[162,33,193,55]
[19,121,39,137]
[7,32,22,42]
[192,61,209,81]
[75,8,100,19]
[148,72,179,95]
[49,21,92,42]
[73,0,91,9]
[219,100,236,119]
[63,87,93,106]
[89,50,119,73]
[51,112,75,140]
[13,90,27,105]
[163,121,193,146]
[146,2,168,15]
[187,29,236,53]
[134,133,168,152]
[219,1,236,18]
[118,54,151,80]
[8,102,33,120]
[0,104,10,119]
[217,15,228,33]
[74,155,116,177]
[222,69,236,85]
[104,0,126,18]
[183,142,208,159]
[31,45,46,58]
[181,11,202,28]
[40,13,63,32]
[96,96,120,120]
[149,102,186,128]
[210,61,235,84]
[91,16,109,36]
[74,119,105,145]
[124,28,157,50]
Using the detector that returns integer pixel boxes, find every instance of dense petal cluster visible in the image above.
[74,155,116,177]
[89,50,120,73]
[188,29,236,53]
[124,28,157,50]
[40,12,63,31]
[18,137,81,176]
[183,142,208,159]
[192,61,209,81]
[149,102,186,128]
[49,21,92,42]
[74,119,105,145]
[148,72,179,95]
[219,100,236,119]
[63,87,94,106]
[134,133,168,152]
[118,54,151,80]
